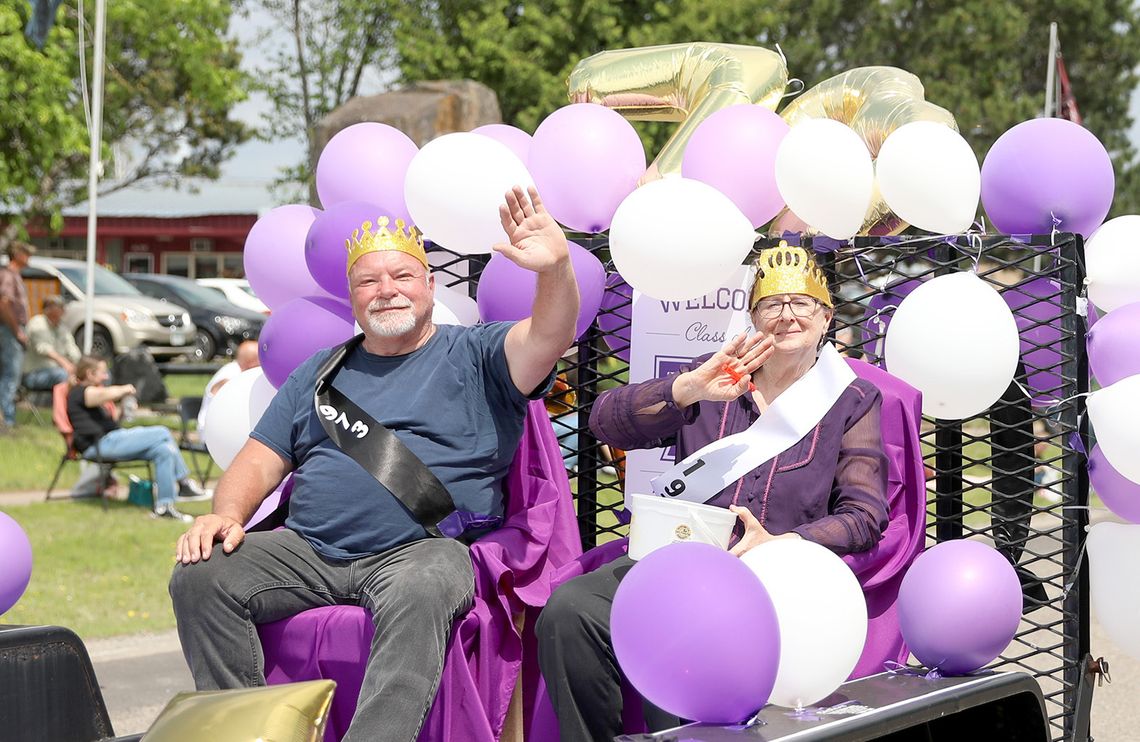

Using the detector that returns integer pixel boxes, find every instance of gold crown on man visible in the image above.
[750,241,832,309]
[345,217,429,274]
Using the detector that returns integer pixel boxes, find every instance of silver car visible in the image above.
[22,257,196,359]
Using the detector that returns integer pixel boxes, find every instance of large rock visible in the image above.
[314,80,503,154]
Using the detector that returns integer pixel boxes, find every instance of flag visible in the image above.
[24,0,65,50]
[1056,53,1083,125]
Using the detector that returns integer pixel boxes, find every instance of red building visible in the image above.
[23,182,271,278]
[29,213,258,278]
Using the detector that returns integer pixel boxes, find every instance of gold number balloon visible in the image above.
[568,42,788,177]
[773,66,958,236]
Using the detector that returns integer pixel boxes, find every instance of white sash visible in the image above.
[649,343,856,503]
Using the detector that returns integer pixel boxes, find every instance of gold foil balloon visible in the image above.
[568,42,788,177]
[142,680,335,742]
[772,66,958,236]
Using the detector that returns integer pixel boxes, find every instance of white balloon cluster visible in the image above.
[774,120,980,240]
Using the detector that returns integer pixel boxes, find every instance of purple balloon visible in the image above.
[1003,278,1064,406]
[898,540,1021,675]
[0,511,33,616]
[861,278,923,366]
[1088,301,1140,386]
[259,296,356,388]
[471,124,532,165]
[245,205,333,310]
[612,543,780,723]
[597,272,632,363]
[475,242,606,341]
[305,201,391,300]
[981,119,1114,238]
[682,104,790,228]
[529,103,646,233]
[315,123,417,219]
[1089,445,1140,523]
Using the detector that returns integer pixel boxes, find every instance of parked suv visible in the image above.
[20,257,195,359]
[124,273,264,360]
[196,277,269,314]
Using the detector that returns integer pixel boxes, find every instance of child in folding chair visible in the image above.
[68,356,205,522]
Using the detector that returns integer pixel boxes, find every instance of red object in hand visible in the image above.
[722,363,757,393]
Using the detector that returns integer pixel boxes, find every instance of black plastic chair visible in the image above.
[0,625,118,742]
[177,396,216,487]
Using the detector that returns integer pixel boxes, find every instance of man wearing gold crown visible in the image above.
[169,186,579,741]
[537,243,890,740]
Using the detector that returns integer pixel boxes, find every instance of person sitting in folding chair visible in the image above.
[68,356,205,522]
[22,295,80,392]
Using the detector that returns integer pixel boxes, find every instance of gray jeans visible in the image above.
[169,530,474,742]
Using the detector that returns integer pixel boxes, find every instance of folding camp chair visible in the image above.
[45,383,153,506]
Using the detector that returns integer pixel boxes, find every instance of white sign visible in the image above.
[624,267,753,502]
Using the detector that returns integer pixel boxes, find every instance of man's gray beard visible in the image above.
[365,309,417,337]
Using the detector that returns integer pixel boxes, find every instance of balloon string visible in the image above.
[781,78,806,99]
[851,250,869,284]
[1050,211,1062,247]
[1043,390,1094,412]
[1061,537,1089,601]
[884,660,943,680]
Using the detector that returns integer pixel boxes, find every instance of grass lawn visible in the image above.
[0,374,213,492]
[2,497,212,640]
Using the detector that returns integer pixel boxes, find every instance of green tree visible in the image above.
[0,0,249,243]
[397,0,1140,216]
[250,0,405,194]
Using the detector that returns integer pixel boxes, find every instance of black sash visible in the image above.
[314,335,457,538]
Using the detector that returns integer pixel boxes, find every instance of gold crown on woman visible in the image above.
[750,241,832,308]
[345,217,429,274]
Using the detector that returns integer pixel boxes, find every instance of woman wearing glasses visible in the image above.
[537,244,890,741]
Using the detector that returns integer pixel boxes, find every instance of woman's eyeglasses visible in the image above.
[753,297,819,319]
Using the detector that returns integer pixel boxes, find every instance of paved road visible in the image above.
[87,631,193,738]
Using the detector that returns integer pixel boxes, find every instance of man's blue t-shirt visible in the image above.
[251,322,543,559]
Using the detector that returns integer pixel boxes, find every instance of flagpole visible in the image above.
[1044,22,1059,118]
[82,0,107,353]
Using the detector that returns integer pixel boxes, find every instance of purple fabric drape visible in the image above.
[528,359,926,737]
[256,399,582,742]
[840,359,926,676]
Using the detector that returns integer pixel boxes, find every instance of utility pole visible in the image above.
[82,0,107,353]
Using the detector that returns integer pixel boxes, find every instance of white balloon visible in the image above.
[885,272,1019,419]
[775,119,874,240]
[433,284,479,326]
[204,368,277,470]
[609,177,755,301]
[1087,522,1140,661]
[1088,375,1140,484]
[877,122,980,234]
[1086,215,1140,312]
[741,539,867,709]
[404,133,534,255]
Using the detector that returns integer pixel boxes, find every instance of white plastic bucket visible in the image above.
[627,493,738,561]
